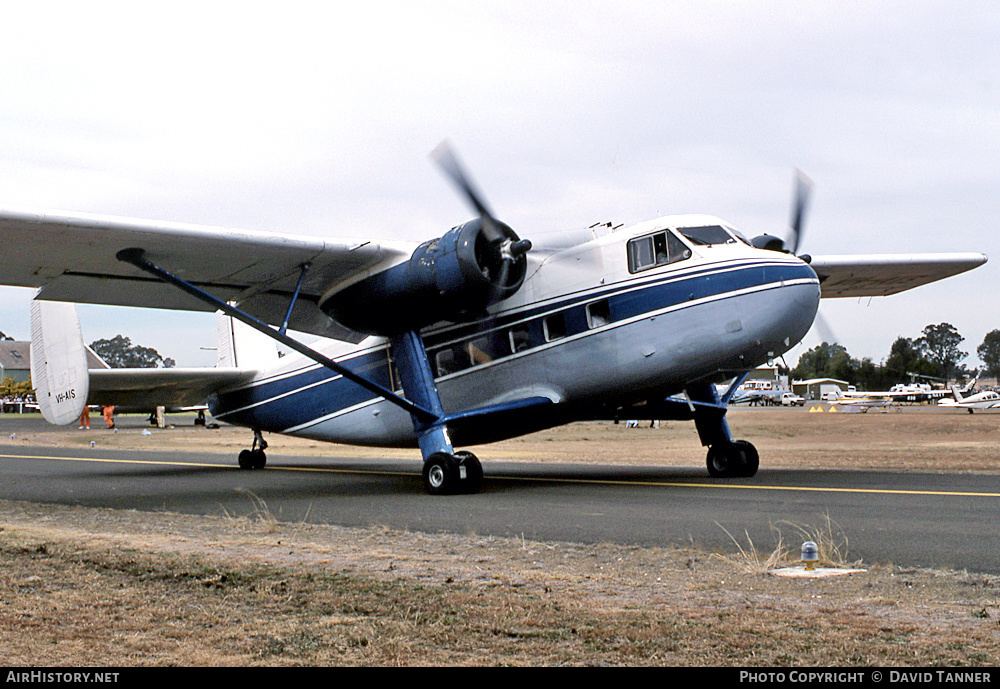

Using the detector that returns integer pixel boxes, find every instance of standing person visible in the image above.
[79,406,90,430]
[102,405,115,429]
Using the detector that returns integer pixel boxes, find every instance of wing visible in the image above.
[0,208,416,342]
[87,368,257,409]
[809,253,987,298]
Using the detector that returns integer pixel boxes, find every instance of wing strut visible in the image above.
[280,262,310,335]
[116,248,439,425]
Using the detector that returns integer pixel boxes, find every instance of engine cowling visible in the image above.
[320,218,528,336]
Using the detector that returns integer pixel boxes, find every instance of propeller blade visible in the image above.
[789,168,813,256]
[811,309,838,346]
[431,140,497,224]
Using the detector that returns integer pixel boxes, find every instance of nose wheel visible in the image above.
[706,440,759,478]
[422,451,484,495]
[238,430,268,470]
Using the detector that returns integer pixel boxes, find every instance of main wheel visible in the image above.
[732,440,759,477]
[423,452,460,495]
[706,445,729,478]
[454,451,484,495]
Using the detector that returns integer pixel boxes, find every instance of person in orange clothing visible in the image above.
[79,407,90,430]
[102,405,115,429]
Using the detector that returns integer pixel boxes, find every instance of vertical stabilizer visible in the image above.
[215,312,280,369]
[29,300,89,425]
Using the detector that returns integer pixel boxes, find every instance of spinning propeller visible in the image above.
[787,169,813,260]
[431,142,531,295]
[751,168,814,263]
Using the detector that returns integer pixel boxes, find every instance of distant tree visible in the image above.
[916,323,966,380]
[792,342,855,382]
[89,335,175,369]
[1,376,33,397]
[883,337,937,383]
[977,330,1000,378]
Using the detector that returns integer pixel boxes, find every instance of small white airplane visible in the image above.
[938,382,1000,413]
[828,394,898,413]
[0,146,988,493]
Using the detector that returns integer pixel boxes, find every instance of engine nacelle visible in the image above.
[320,218,528,335]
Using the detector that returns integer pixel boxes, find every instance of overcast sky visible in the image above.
[1,1,997,372]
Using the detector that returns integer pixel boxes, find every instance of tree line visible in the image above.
[792,323,1000,389]
[89,335,175,369]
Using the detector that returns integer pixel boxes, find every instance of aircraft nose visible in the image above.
[774,261,821,353]
[740,259,820,364]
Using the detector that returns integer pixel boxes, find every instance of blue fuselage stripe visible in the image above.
[211,261,817,430]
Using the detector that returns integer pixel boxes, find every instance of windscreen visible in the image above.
[677,225,735,246]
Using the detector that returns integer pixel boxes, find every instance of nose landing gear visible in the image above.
[238,429,268,470]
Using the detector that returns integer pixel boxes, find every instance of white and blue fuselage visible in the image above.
[208,215,820,447]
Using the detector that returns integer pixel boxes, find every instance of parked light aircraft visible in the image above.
[828,394,898,413]
[836,378,974,405]
[0,146,988,494]
[938,383,1000,413]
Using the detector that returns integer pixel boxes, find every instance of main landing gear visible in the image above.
[238,429,268,470]
[422,451,484,495]
[391,331,487,496]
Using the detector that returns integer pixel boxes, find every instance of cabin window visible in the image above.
[468,331,511,364]
[509,325,532,353]
[586,299,611,329]
[434,344,471,376]
[627,230,691,273]
[543,313,566,342]
[677,225,735,246]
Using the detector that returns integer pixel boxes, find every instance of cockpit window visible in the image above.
[677,225,736,246]
[627,230,692,273]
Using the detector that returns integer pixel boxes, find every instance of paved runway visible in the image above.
[1,434,999,574]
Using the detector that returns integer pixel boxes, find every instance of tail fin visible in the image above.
[960,374,980,394]
[215,312,280,369]
[29,300,90,425]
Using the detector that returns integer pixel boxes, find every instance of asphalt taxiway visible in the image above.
[1,423,999,574]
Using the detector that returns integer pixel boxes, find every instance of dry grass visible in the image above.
[1,501,1000,666]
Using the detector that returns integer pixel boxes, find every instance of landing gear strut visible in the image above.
[391,330,486,495]
[238,429,268,470]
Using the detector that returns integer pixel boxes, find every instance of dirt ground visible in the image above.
[1,405,999,666]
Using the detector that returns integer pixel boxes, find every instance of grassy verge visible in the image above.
[1,502,998,666]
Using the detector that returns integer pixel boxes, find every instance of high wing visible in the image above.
[0,208,415,342]
[809,253,987,298]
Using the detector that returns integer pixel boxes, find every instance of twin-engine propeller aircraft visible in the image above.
[0,145,988,494]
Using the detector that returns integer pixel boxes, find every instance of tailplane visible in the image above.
[29,300,89,425]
